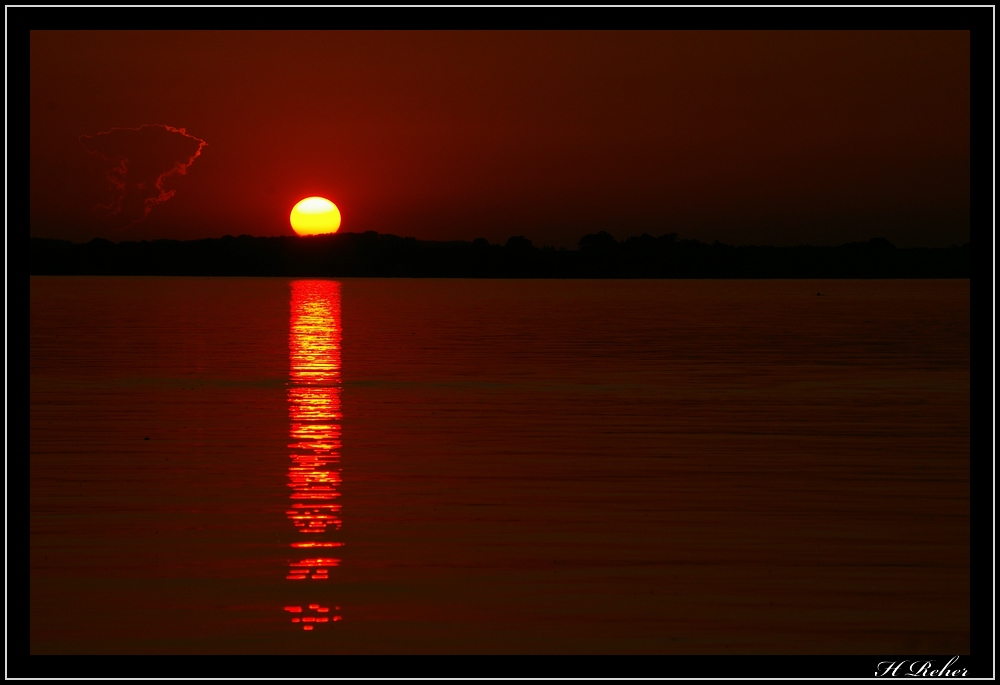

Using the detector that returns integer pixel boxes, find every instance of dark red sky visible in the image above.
[30,30,969,247]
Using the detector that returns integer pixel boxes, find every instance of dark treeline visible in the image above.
[30,231,970,278]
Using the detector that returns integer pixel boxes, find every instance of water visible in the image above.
[30,277,970,654]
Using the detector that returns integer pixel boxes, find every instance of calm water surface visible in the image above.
[30,277,970,654]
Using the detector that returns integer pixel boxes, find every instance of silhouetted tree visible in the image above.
[578,231,617,253]
[505,235,535,253]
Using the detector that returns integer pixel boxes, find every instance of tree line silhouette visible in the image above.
[30,231,970,278]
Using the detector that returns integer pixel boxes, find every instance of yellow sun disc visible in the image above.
[290,197,341,235]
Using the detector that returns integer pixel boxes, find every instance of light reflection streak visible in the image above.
[285,280,344,628]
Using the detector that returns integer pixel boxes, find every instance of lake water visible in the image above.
[30,277,970,654]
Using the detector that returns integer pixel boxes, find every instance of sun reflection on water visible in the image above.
[286,280,344,627]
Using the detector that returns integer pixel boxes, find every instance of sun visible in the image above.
[290,197,341,236]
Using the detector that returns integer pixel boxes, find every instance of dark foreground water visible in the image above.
[30,277,969,654]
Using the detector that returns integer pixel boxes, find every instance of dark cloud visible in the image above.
[80,124,207,228]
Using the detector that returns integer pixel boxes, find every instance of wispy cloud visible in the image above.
[80,124,207,228]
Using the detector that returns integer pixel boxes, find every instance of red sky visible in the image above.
[29,30,970,247]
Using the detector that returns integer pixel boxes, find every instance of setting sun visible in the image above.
[290,197,341,236]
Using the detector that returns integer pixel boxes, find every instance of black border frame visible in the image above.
[14,5,993,679]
